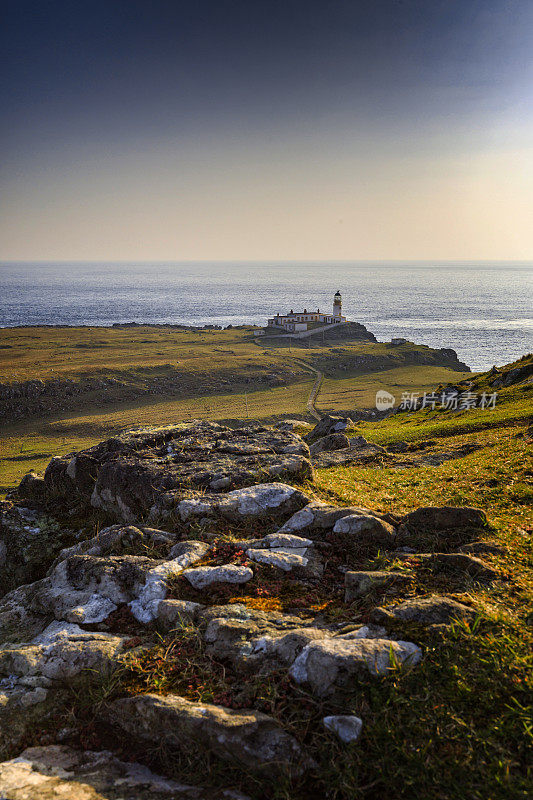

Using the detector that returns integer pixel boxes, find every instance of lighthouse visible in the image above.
[333,290,342,319]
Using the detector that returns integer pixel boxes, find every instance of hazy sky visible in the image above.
[1,0,532,260]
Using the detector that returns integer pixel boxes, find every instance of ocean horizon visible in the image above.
[1,260,532,372]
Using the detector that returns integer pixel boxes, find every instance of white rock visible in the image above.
[277,506,316,533]
[184,564,253,590]
[246,548,308,572]
[289,637,422,696]
[323,715,363,743]
[260,533,313,548]
[221,484,297,516]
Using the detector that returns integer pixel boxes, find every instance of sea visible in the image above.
[0,261,531,372]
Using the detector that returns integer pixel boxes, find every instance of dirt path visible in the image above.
[252,338,323,421]
[289,358,323,421]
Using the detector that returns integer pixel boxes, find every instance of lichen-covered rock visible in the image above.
[103,693,313,777]
[50,525,178,569]
[276,502,385,540]
[245,532,323,577]
[164,483,311,531]
[344,570,411,602]
[184,564,253,590]
[323,715,363,743]
[0,745,236,799]
[0,502,76,598]
[156,598,204,630]
[370,595,477,626]
[204,616,329,670]
[289,637,422,696]
[309,433,349,456]
[332,514,396,546]
[16,423,312,525]
[0,621,126,682]
[305,415,352,443]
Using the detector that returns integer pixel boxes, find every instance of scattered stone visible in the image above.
[277,502,385,540]
[275,420,313,432]
[333,514,396,546]
[344,570,411,602]
[289,637,422,696]
[370,595,477,626]
[309,433,350,456]
[323,715,363,743]
[157,599,204,630]
[184,564,253,590]
[103,693,313,777]
[0,745,228,799]
[0,621,125,687]
[305,414,352,443]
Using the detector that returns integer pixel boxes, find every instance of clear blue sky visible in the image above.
[1,0,532,260]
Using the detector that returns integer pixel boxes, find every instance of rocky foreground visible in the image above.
[0,419,502,799]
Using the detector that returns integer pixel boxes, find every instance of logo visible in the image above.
[375,390,395,410]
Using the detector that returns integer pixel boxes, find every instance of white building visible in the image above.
[267,291,346,332]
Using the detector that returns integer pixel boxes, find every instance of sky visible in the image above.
[1,0,532,261]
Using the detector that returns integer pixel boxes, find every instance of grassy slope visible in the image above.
[306,384,532,799]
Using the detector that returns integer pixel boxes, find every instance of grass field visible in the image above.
[317,364,471,413]
[0,325,476,496]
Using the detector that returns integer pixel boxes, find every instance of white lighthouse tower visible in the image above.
[333,290,342,319]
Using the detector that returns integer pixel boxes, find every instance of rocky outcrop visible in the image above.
[16,422,312,526]
[0,745,243,799]
[103,693,313,778]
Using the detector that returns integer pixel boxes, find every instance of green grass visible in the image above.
[317,364,471,413]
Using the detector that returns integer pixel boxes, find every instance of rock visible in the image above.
[50,525,178,569]
[289,637,422,696]
[277,502,385,541]
[0,621,125,683]
[103,693,313,778]
[0,744,228,799]
[0,502,76,597]
[332,514,396,546]
[275,420,313,432]
[184,564,253,591]
[309,433,349,456]
[305,415,352,443]
[204,615,328,670]
[15,471,46,502]
[215,484,310,523]
[396,506,489,551]
[245,533,322,577]
[246,548,308,572]
[168,540,210,561]
[344,570,411,602]
[172,483,311,531]
[323,715,363,743]
[459,541,506,556]
[157,599,204,630]
[16,423,313,524]
[311,434,386,467]
[370,595,477,626]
